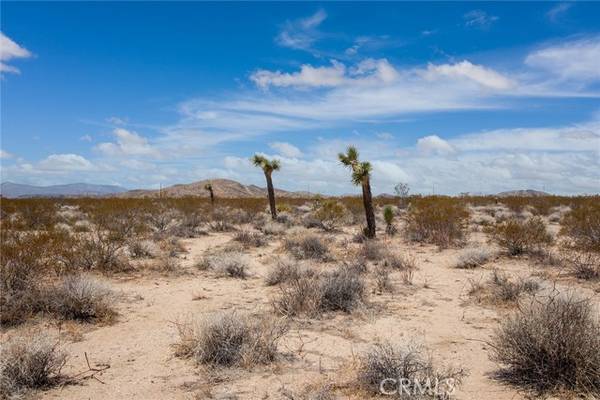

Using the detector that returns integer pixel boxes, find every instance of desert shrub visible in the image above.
[198,251,249,279]
[404,197,469,248]
[146,208,180,234]
[382,252,417,271]
[151,256,182,275]
[265,258,313,286]
[360,240,386,261]
[313,200,351,231]
[491,294,600,396]
[561,251,600,280]
[488,217,553,256]
[261,221,287,236]
[454,247,493,269]
[357,342,466,398]
[233,230,267,248]
[0,333,67,398]
[283,383,336,400]
[128,239,157,259]
[45,275,116,323]
[273,266,365,317]
[373,266,393,293]
[560,199,600,253]
[284,234,330,260]
[469,270,540,305]
[174,312,286,368]
[15,199,58,230]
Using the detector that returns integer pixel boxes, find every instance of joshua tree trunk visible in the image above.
[361,178,376,238]
[265,172,277,220]
[208,189,214,207]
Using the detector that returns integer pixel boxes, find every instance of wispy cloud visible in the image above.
[0,32,32,74]
[463,10,499,29]
[276,9,327,52]
[546,3,573,22]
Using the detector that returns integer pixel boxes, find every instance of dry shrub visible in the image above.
[128,239,157,259]
[261,221,287,236]
[491,294,600,396]
[373,266,393,293]
[45,275,116,323]
[561,251,600,280]
[233,230,267,248]
[360,240,386,261]
[284,234,330,260]
[151,256,183,275]
[382,252,417,271]
[560,199,600,253]
[273,266,366,317]
[488,217,553,256]
[313,200,352,231]
[174,312,286,368]
[198,251,249,279]
[0,333,67,399]
[265,258,313,286]
[404,197,469,248]
[454,247,493,269]
[469,270,540,305]
[357,342,466,398]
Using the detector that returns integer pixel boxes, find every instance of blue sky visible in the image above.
[1,2,599,195]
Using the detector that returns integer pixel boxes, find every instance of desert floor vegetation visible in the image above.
[0,195,598,399]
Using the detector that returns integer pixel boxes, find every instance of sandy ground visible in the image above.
[8,217,595,400]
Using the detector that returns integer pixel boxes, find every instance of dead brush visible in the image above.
[0,332,67,398]
[357,341,466,398]
[233,230,267,248]
[174,312,287,368]
[373,266,393,293]
[561,250,600,280]
[273,265,366,317]
[491,293,600,396]
[265,258,313,286]
[468,270,540,305]
[44,274,116,323]
[197,251,249,279]
[284,234,330,260]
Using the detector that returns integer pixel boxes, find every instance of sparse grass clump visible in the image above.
[174,312,286,368]
[469,270,540,305]
[284,234,330,260]
[198,251,249,279]
[454,247,493,269]
[404,197,469,248]
[488,217,553,256]
[491,294,600,396]
[265,258,313,286]
[357,342,466,398]
[0,333,67,399]
[360,240,386,261]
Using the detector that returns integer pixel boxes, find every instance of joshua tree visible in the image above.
[383,205,396,235]
[252,154,280,220]
[338,146,376,238]
[204,182,214,206]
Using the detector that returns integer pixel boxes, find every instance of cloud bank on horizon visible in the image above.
[1,3,599,195]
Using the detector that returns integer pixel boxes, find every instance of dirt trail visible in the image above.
[38,229,580,400]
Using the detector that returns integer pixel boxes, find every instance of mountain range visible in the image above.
[0,182,127,198]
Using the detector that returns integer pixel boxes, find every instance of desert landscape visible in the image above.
[1,175,599,399]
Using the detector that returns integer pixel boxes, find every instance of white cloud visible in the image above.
[80,134,93,142]
[0,149,14,159]
[276,9,326,51]
[525,36,600,82]
[38,154,94,171]
[251,60,346,89]
[96,128,160,157]
[424,60,515,90]
[0,32,32,74]
[269,142,302,158]
[376,132,394,140]
[107,116,127,125]
[417,135,456,155]
[546,3,572,22]
[463,10,499,29]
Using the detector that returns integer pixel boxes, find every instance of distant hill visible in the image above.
[117,179,315,198]
[496,189,550,197]
[0,182,128,198]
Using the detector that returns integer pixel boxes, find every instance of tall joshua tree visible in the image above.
[338,146,376,238]
[204,182,214,206]
[252,154,280,220]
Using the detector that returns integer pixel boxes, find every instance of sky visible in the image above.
[1,2,599,195]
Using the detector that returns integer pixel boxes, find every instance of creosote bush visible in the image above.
[488,217,553,256]
[0,333,67,399]
[357,342,466,399]
[313,199,351,231]
[174,312,286,368]
[491,294,600,396]
[404,197,469,248]
[560,199,600,253]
